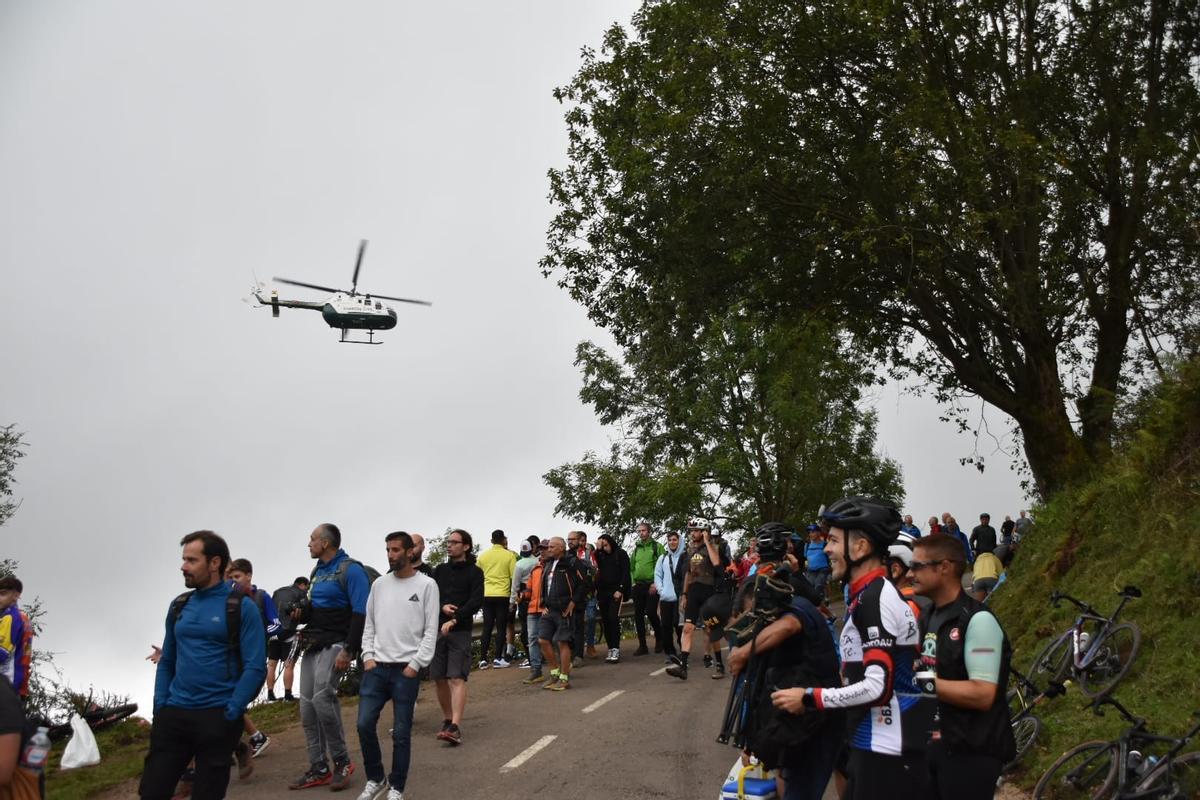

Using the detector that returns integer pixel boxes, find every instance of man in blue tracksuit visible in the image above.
[289,523,372,792]
[140,531,266,800]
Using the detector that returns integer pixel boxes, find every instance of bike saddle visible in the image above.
[1121,585,1142,598]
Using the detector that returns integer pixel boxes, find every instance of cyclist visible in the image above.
[770,496,931,800]
[910,533,1015,799]
[886,544,932,622]
[666,519,726,680]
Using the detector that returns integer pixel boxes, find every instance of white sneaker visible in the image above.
[492,658,511,669]
[386,789,404,800]
[356,780,388,800]
[519,658,531,668]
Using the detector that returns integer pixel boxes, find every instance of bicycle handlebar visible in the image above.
[1049,591,1095,615]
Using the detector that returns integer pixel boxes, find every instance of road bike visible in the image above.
[44,702,139,742]
[1033,696,1200,799]
[1029,585,1141,700]
[1005,667,1066,773]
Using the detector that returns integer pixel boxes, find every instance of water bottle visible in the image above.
[20,726,51,773]
[1127,749,1144,775]
[1143,755,1159,775]
[1078,631,1091,652]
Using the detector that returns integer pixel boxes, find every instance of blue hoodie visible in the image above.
[154,581,267,720]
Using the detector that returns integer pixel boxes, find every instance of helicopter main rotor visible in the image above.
[273,239,432,306]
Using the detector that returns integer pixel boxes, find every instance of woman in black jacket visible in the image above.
[594,534,631,663]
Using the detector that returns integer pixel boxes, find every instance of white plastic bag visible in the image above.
[60,715,101,769]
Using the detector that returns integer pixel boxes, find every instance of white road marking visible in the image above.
[582,689,625,713]
[500,735,557,773]
[651,666,669,676]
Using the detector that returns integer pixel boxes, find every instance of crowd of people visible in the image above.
[0,502,1034,800]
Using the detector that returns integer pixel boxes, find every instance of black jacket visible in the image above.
[970,524,997,555]
[541,554,590,612]
[594,539,631,596]
[433,559,484,627]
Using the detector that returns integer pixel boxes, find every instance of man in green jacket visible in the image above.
[629,523,665,655]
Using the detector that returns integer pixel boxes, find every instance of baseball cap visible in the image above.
[520,541,532,555]
[538,538,550,549]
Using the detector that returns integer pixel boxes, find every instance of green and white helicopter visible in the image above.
[251,240,430,344]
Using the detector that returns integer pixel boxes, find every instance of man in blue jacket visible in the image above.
[289,523,371,792]
[140,530,266,800]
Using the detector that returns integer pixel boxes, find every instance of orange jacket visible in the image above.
[528,563,547,615]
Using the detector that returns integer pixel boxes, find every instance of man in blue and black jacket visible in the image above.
[140,530,266,800]
[289,523,371,792]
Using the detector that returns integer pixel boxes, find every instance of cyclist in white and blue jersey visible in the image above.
[771,496,934,800]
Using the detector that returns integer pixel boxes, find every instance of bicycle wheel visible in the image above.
[1133,751,1200,799]
[1030,632,1073,686]
[1079,622,1140,699]
[1033,740,1118,800]
[1004,713,1043,773]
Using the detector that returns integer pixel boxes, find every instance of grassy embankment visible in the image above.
[990,358,1200,786]
[44,696,322,799]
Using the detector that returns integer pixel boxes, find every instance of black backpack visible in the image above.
[169,585,261,687]
[744,599,842,769]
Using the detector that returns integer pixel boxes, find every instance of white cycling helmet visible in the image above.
[887,543,914,568]
[687,517,713,531]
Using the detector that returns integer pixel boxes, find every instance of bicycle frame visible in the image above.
[1093,698,1200,799]
[1052,590,1137,672]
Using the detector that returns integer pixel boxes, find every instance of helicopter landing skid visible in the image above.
[339,329,383,345]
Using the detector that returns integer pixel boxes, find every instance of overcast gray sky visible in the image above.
[0,1,1025,714]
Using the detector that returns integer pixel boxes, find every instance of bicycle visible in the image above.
[1033,696,1200,799]
[44,702,139,742]
[1029,585,1142,699]
[1005,667,1066,773]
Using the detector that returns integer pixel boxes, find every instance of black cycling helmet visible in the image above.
[819,496,903,567]
[754,522,792,562]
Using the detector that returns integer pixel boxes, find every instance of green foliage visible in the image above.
[545,315,903,536]
[990,356,1200,785]
[0,424,26,527]
[543,0,1200,496]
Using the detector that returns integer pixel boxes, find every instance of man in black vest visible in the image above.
[910,533,1015,799]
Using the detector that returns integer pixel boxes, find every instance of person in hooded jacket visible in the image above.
[593,534,631,663]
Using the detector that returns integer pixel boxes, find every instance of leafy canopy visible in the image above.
[543,0,1200,495]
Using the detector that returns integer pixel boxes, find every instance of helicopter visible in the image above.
[250,239,431,344]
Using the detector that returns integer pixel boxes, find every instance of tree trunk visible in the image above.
[1012,387,1092,497]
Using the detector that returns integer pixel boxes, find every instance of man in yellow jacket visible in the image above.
[477,530,517,668]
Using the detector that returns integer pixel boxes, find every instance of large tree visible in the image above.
[543,0,1200,495]
[544,315,903,537]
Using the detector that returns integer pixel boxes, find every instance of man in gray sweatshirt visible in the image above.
[354,531,439,800]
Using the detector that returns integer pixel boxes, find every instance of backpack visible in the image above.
[309,558,382,599]
[169,585,259,686]
[744,599,842,769]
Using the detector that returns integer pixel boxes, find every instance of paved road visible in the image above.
[98,640,836,799]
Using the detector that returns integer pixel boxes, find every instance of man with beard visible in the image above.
[354,532,439,800]
[139,531,266,800]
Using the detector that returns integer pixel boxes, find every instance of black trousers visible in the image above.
[597,592,622,650]
[571,604,587,654]
[631,581,662,648]
[517,600,530,654]
[479,597,510,662]
[656,599,679,655]
[928,742,1001,800]
[139,706,243,800]
[844,749,929,800]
